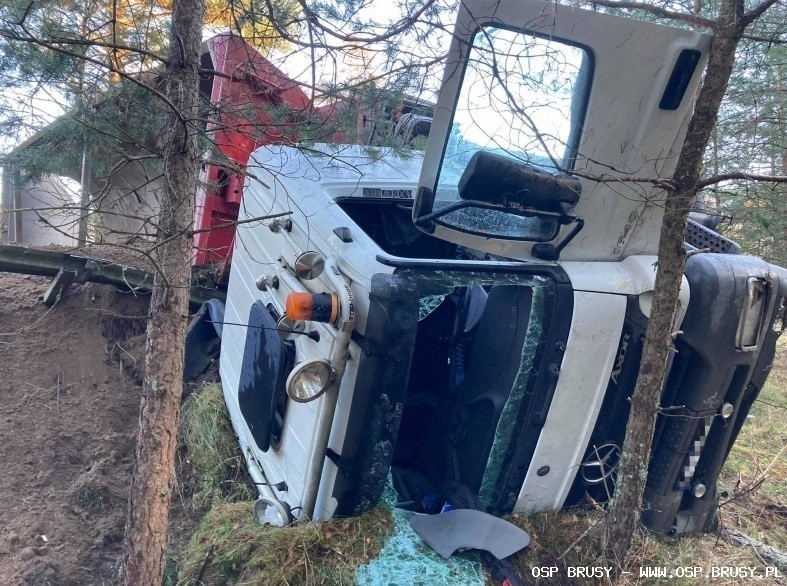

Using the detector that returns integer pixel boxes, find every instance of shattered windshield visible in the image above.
[402,268,550,508]
[433,26,589,240]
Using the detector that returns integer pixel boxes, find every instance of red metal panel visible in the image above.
[193,35,314,268]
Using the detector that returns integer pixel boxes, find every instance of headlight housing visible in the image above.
[736,277,766,351]
[286,359,333,403]
[253,498,292,527]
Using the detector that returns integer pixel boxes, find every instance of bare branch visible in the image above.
[741,33,787,43]
[743,0,784,26]
[295,0,442,45]
[698,171,787,188]
[579,0,716,29]
[257,0,446,51]
[188,211,293,236]
[37,35,169,67]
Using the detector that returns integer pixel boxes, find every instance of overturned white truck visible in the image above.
[216,0,786,534]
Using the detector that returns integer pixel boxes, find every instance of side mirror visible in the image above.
[413,149,585,260]
[458,151,581,216]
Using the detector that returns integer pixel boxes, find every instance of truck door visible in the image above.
[413,0,710,262]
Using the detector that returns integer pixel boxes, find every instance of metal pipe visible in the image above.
[300,257,355,520]
[244,445,292,525]
[0,243,224,307]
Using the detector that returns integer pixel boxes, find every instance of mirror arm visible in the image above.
[532,218,585,261]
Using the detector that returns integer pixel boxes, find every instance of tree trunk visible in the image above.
[604,0,748,571]
[120,0,204,582]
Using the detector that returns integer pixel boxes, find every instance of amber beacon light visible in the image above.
[285,291,339,324]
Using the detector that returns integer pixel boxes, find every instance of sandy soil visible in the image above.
[0,271,149,585]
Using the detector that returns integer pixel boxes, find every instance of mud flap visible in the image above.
[409,509,530,559]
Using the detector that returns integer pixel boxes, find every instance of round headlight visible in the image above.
[286,359,333,403]
[253,498,292,527]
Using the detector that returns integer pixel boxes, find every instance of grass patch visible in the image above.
[73,482,113,514]
[507,508,785,585]
[719,345,787,551]
[181,382,254,503]
[507,509,600,581]
[177,502,392,585]
[721,354,787,501]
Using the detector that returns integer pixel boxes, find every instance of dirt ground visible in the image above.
[0,271,150,585]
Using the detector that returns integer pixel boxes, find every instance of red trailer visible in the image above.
[194,35,341,270]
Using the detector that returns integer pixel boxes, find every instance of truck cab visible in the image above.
[218,0,787,534]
